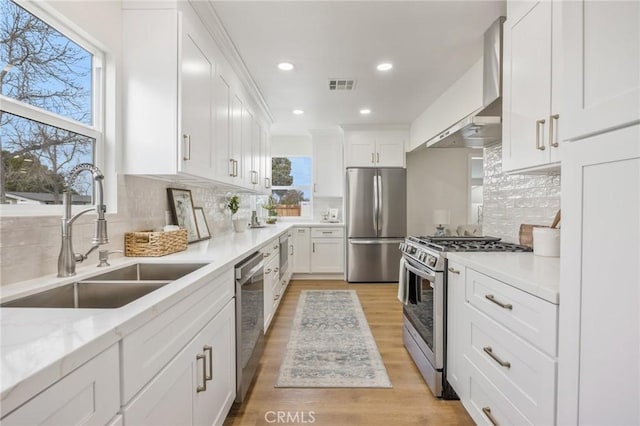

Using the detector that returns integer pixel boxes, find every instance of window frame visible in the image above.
[0,0,105,216]
[271,155,313,219]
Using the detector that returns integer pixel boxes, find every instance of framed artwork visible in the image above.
[167,188,200,243]
[194,207,211,240]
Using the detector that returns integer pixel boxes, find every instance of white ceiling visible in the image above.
[211,1,505,135]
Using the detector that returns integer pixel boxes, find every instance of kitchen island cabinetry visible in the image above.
[562,1,640,142]
[0,345,120,426]
[344,129,406,168]
[445,253,559,426]
[122,3,214,180]
[502,0,562,173]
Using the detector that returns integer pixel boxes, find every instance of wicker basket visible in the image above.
[124,229,188,257]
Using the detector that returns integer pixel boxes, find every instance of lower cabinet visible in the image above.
[291,226,345,275]
[1,345,120,426]
[291,227,311,273]
[310,238,344,273]
[445,260,466,400]
[123,300,235,426]
[263,251,279,332]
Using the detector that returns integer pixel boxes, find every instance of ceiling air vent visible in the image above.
[328,79,356,91]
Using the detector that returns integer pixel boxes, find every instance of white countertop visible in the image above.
[0,221,342,415]
[445,252,560,304]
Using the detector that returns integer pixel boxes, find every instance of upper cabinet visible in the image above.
[311,131,343,197]
[344,128,407,168]
[122,4,215,179]
[502,0,562,173]
[562,1,640,141]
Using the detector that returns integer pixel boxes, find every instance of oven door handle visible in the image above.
[403,260,437,282]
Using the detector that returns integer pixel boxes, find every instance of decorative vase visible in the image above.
[232,214,246,232]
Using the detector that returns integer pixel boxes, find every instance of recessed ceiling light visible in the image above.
[278,62,294,71]
[292,109,304,115]
[360,109,372,115]
[377,62,393,71]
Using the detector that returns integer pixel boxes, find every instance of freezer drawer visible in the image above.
[347,239,403,282]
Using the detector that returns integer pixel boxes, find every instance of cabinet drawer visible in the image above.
[466,269,558,356]
[311,227,344,238]
[2,345,120,425]
[463,357,532,426]
[466,305,556,425]
[262,238,279,258]
[121,268,233,402]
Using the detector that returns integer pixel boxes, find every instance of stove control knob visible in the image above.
[428,256,437,267]
[419,252,426,262]
[399,243,405,251]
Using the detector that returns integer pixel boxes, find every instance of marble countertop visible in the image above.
[445,252,560,304]
[1,221,338,414]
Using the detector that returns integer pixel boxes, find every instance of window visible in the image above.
[271,156,312,217]
[1,0,102,207]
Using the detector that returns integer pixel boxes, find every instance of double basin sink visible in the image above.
[1,263,207,309]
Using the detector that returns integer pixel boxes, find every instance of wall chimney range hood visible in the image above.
[427,16,505,149]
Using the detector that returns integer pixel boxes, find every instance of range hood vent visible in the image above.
[427,16,505,149]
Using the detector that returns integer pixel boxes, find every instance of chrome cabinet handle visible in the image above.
[289,245,294,255]
[448,267,460,275]
[274,294,280,301]
[371,152,375,163]
[376,152,380,163]
[264,252,270,257]
[204,345,213,381]
[274,267,279,272]
[229,159,235,177]
[482,407,499,426]
[234,160,239,177]
[312,242,316,253]
[314,183,318,193]
[298,229,306,233]
[485,294,512,310]
[265,268,272,274]
[196,353,207,392]
[183,134,191,160]
[549,114,560,148]
[483,346,511,368]
[265,177,271,188]
[535,119,546,151]
[322,231,332,235]
[274,244,278,250]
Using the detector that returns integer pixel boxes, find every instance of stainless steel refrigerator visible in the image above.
[346,168,406,282]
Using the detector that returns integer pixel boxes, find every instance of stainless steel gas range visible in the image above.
[399,236,531,399]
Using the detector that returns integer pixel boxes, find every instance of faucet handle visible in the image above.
[97,249,124,267]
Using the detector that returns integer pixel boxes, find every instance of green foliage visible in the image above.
[262,196,278,216]
[226,194,240,215]
[273,189,307,205]
[2,150,66,195]
[272,157,293,186]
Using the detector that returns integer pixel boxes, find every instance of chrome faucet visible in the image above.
[57,163,109,277]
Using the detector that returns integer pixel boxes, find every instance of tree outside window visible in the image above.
[271,157,312,217]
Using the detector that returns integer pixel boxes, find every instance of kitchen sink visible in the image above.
[0,263,208,309]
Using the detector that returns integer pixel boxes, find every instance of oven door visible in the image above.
[402,258,444,370]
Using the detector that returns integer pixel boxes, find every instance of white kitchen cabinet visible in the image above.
[261,125,272,192]
[1,345,120,426]
[262,240,280,331]
[562,1,640,142]
[213,64,241,185]
[344,130,406,168]
[557,124,640,425]
[446,261,467,400]
[310,227,345,273]
[502,0,562,173]
[291,227,311,273]
[124,300,235,426]
[122,4,214,179]
[311,131,344,197]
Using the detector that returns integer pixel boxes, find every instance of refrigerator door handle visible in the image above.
[377,175,383,233]
[373,174,379,234]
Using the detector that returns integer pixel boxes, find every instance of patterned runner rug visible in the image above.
[275,290,392,388]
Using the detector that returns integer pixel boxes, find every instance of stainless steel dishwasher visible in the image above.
[235,251,264,403]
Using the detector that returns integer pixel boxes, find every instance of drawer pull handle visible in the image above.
[274,267,279,272]
[322,231,332,234]
[483,346,511,368]
[274,294,280,301]
[485,294,512,310]
[482,407,499,426]
[204,345,213,381]
[265,268,272,274]
[264,252,270,257]
[549,114,560,148]
[196,353,207,392]
[448,267,460,275]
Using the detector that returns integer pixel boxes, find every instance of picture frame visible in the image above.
[167,188,200,243]
[194,207,211,240]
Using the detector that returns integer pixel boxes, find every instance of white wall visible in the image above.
[406,147,478,236]
[270,135,312,157]
[409,58,484,152]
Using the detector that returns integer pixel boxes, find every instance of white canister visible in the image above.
[532,227,560,257]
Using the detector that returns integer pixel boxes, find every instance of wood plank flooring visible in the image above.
[224,280,474,426]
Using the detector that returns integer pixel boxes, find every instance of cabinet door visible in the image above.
[558,124,640,425]
[502,1,553,172]
[214,71,234,183]
[262,127,272,192]
[375,132,405,167]
[312,133,343,197]
[264,259,276,330]
[193,301,236,426]
[292,227,311,273]
[180,17,213,178]
[563,1,640,141]
[2,345,120,426]
[446,261,467,399]
[231,95,244,184]
[346,132,376,167]
[311,238,344,273]
[242,107,256,187]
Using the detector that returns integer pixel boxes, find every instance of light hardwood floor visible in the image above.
[224,280,474,426]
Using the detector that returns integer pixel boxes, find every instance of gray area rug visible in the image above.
[275,290,392,388]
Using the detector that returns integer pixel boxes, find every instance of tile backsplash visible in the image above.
[482,144,561,243]
[0,175,249,286]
